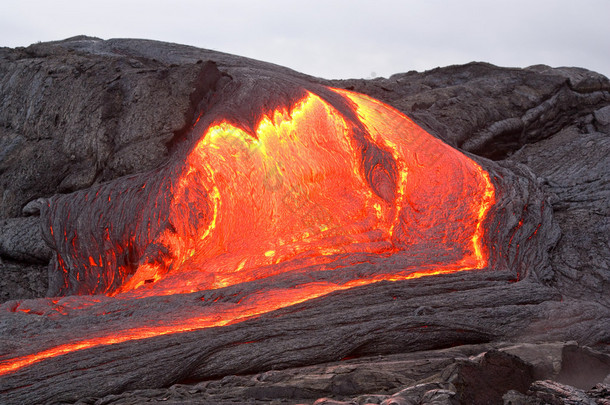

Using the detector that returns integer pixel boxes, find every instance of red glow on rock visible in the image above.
[0,87,495,376]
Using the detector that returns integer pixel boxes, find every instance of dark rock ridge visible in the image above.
[0,37,609,404]
[57,342,610,404]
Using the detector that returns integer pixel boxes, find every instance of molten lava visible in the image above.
[0,87,495,376]
[115,88,494,297]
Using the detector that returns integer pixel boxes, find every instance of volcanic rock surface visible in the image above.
[0,37,609,404]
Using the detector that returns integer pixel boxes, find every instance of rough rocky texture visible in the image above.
[56,342,610,404]
[0,39,200,217]
[0,37,609,404]
[0,216,51,263]
[0,260,47,302]
[329,64,609,158]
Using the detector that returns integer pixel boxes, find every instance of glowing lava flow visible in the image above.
[114,88,495,297]
[0,268,482,377]
[0,87,495,376]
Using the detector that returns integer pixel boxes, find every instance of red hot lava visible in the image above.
[0,87,495,376]
[116,88,495,297]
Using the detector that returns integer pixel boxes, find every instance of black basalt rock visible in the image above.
[0,38,609,404]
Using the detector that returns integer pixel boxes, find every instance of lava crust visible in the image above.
[0,37,608,404]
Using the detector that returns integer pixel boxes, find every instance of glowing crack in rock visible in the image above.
[0,87,495,376]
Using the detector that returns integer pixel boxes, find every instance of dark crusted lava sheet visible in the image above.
[0,37,609,404]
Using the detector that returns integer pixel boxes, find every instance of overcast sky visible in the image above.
[1,0,609,79]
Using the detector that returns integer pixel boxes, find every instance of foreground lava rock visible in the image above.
[0,37,609,404]
[48,342,609,404]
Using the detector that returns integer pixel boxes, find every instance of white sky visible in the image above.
[1,0,609,79]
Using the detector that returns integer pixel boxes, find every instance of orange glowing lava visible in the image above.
[0,87,495,377]
[115,88,495,297]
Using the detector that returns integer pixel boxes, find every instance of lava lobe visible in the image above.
[0,85,497,378]
[42,86,495,298]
